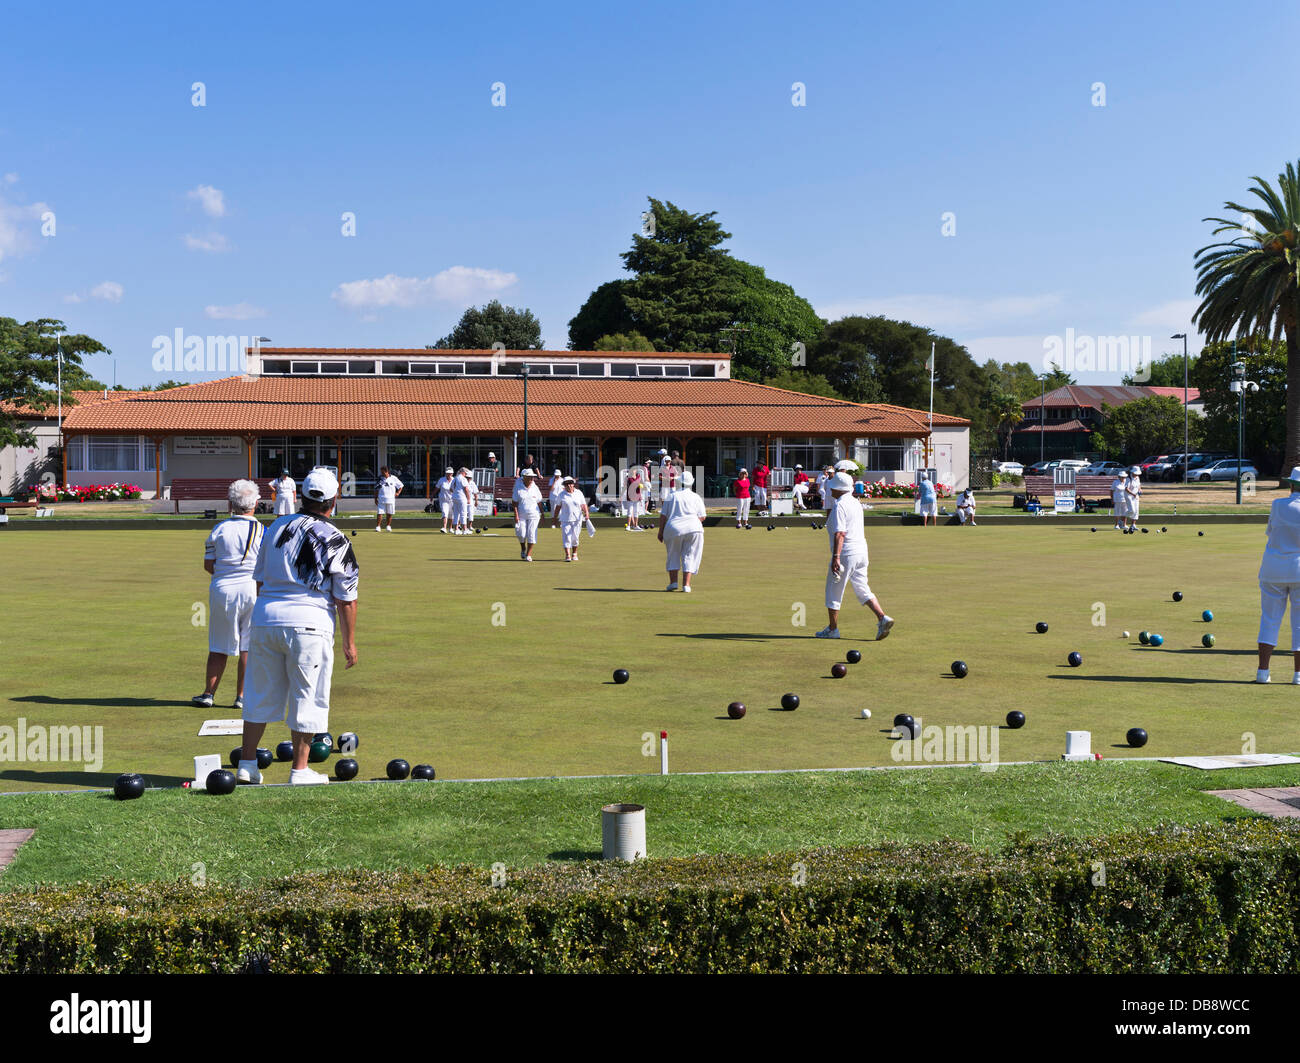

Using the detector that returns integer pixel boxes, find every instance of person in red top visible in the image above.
[793,465,810,509]
[752,462,770,511]
[734,469,752,528]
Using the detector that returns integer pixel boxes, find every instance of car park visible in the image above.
[995,461,1025,476]
[1195,459,1259,482]
[1082,461,1125,476]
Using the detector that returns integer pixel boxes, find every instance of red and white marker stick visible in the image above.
[660,730,668,775]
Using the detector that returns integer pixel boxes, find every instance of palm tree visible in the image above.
[990,391,1024,459]
[1194,161,1300,476]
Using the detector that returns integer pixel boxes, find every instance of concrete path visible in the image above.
[0,829,34,873]
[1207,787,1300,819]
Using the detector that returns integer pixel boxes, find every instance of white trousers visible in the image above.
[664,529,703,573]
[753,486,767,507]
[826,553,873,610]
[561,520,581,549]
[736,498,751,522]
[1258,581,1300,648]
[515,515,540,543]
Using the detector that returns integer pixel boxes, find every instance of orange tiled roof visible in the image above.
[62,376,968,437]
[258,347,717,361]
[2,389,144,418]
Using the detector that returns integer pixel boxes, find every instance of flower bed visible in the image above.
[863,479,953,499]
[26,483,144,502]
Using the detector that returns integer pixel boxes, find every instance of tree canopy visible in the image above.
[0,317,109,448]
[1094,395,1203,462]
[1191,336,1286,474]
[432,300,542,350]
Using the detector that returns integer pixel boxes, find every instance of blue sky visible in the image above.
[2,0,1297,387]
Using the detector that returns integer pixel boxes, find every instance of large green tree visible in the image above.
[593,331,655,352]
[1122,351,1197,388]
[1190,336,1286,473]
[1094,395,1204,462]
[1194,161,1300,477]
[0,317,109,447]
[568,199,823,381]
[432,300,543,350]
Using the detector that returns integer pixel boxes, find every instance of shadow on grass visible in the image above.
[657,632,823,641]
[10,695,196,708]
[554,588,664,593]
[1047,674,1249,684]
[0,769,190,788]
[1156,648,1257,656]
[547,849,603,861]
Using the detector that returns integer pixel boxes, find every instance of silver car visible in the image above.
[1196,459,1258,482]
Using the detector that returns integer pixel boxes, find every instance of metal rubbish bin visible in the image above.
[601,803,646,861]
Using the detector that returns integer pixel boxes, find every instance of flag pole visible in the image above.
[926,341,935,468]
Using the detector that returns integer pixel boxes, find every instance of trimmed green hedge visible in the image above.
[3,820,1300,972]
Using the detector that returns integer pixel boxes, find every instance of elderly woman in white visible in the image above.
[658,470,707,592]
[1124,466,1143,531]
[1255,467,1300,684]
[552,475,589,562]
[1111,470,1129,530]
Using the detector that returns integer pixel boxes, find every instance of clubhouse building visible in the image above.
[39,347,970,498]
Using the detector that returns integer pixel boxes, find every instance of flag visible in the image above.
[924,343,934,375]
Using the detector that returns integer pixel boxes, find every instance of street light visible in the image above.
[1037,373,1049,464]
[1229,356,1260,505]
[1171,333,1188,482]
[521,364,531,471]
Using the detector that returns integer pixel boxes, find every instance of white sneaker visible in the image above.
[375,525,381,532]
[1292,672,1300,685]
[233,696,244,711]
[665,582,677,591]
[1256,669,1271,684]
[876,616,895,641]
[525,556,534,562]
[440,528,447,534]
[191,692,214,708]
[385,526,392,532]
[290,767,330,785]
[683,586,692,593]
[236,763,262,785]
[814,626,840,638]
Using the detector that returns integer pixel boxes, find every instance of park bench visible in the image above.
[170,478,277,514]
[1020,475,1118,512]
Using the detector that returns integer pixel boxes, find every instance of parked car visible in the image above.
[995,461,1025,476]
[1082,461,1126,476]
[1138,455,1172,474]
[1025,460,1060,475]
[1058,459,1090,470]
[1162,452,1228,481]
[1195,459,1259,482]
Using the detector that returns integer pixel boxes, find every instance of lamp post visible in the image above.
[1171,332,1188,482]
[1229,351,1260,505]
[521,364,530,471]
[1037,373,1049,464]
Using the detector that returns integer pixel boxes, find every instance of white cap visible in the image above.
[445,467,454,474]
[739,468,748,474]
[488,452,495,458]
[562,475,575,484]
[1117,470,1128,478]
[1286,466,1300,483]
[1129,466,1141,476]
[658,449,668,455]
[681,471,695,487]
[795,464,803,469]
[302,467,340,502]
[521,469,536,478]
[831,472,855,492]
[835,459,857,471]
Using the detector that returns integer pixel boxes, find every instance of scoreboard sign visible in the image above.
[1053,467,1077,514]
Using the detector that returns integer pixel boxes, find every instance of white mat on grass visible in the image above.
[198,719,243,736]
[1159,753,1300,770]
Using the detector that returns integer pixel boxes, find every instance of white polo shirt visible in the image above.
[555,489,587,522]
[827,492,867,558]
[513,480,543,517]
[205,515,264,587]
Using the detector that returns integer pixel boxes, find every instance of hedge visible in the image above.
[3,819,1300,972]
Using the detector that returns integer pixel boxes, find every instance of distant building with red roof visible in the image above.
[1013,384,1203,462]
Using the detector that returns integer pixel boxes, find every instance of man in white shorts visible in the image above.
[815,472,894,641]
[192,479,264,711]
[271,469,296,516]
[513,469,543,560]
[552,475,589,562]
[237,467,359,786]
[436,467,456,533]
[374,465,403,532]
[956,487,976,526]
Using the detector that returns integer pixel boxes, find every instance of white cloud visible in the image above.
[331,267,517,310]
[0,193,50,263]
[62,293,83,304]
[814,292,1063,332]
[187,184,226,218]
[1129,299,1199,330]
[963,335,1060,367]
[205,302,267,320]
[184,232,230,253]
[3,173,17,185]
[90,281,124,303]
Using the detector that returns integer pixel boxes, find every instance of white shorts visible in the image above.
[1127,500,1140,521]
[275,499,294,516]
[439,495,454,516]
[453,499,468,523]
[664,529,703,574]
[561,520,581,549]
[243,624,335,735]
[376,502,395,515]
[625,500,642,518]
[826,554,873,610]
[515,514,540,543]
[1258,581,1300,649]
[753,487,767,506]
[919,501,938,517]
[209,581,256,656]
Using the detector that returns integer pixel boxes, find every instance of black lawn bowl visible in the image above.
[951,660,968,678]
[613,669,630,684]
[895,719,919,740]
[334,758,359,782]
[1140,527,1149,534]
[893,712,914,729]
[308,741,331,763]
[1035,622,1049,634]
[1199,531,1205,536]
[1126,727,1149,749]
[387,758,411,780]
[113,773,145,800]
[337,731,359,754]
[1138,631,1151,645]
[1067,651,1083,667]
[229,748,243,768]
[727,701,746,719]
[206,769,237,795]
[831,663,847,679]
[781,693,800,711]
[255,747,274,770]
[1172,591,1183,602]
[1202,633,1216,647]
[1005,711,1026,729]
[411,764,436,780]
[846,649,862,664]
[276,741,294,761]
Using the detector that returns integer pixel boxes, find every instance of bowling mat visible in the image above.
[1159,753,1300,770]
[197,719,244,736]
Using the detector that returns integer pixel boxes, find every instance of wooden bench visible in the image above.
[1021,475,1119,512]
[170,478,277,514]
